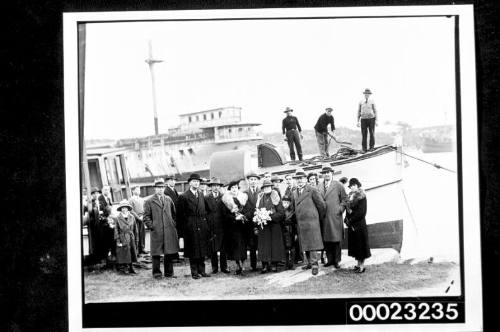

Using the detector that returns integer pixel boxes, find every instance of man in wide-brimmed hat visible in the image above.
[319,166,347,269]
[143,178,180,278]
[282,107,304,161]
[357,88,378,152]
[205,177,229,274]
[177,173,211,279]
[291,170,326,275]
[242,172,261,271]
[314,107,336,158]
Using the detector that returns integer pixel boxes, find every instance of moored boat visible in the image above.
[210,143,405,252]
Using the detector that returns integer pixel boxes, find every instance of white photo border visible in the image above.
[64,5,481,331]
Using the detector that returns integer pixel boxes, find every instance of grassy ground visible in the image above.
[84,257,459,303]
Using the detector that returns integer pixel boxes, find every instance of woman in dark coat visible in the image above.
[255,180,286,273]
[113,200,139,274]
[345,178,371,273]
[221,180,248,275]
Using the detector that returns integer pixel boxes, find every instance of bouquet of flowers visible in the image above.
[253,207,272,230]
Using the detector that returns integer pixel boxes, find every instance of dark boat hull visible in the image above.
[341,219,403,253]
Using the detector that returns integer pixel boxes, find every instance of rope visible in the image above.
[398,150,456,173]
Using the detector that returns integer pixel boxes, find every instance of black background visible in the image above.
[0,1,498,331]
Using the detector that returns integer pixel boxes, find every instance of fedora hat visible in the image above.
[154,178,166,187]
[90,187,101,195]
[284,107,293,113]
[325,107,333,112]
[246,172,261,180]
[271,175,283,183]
[363,88,372,94]
[320,166,334,174]
[208,177,224,186]
[293,171,307,179]
[164,174,175,181]
[261,179,274,189]
[187,173,201,183]
[117,199,133,212]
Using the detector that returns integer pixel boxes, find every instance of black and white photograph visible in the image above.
[63,5,482,331]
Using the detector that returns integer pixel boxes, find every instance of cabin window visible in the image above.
[203,114,207,120]
[238,127,243,132]
[228,129,232,133]
[211,113,214,119]
[196,115,199,121]
[219,111,222,118]
[189,116,192,123]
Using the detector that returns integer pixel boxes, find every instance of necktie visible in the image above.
[195,191,198,198]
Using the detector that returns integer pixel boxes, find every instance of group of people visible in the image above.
[282,88,378,161]
[84,167,372,278]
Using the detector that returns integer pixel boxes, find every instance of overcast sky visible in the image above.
[83,16,456,139]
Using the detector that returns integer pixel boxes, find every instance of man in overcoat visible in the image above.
[292,171,326,275]
[164,175,181,262]
[129,186,146,254]
[177,173,211,279]
[143,178,180,278]
[243,172,261,271]
[205,177,229,274]
[319,166,347,268]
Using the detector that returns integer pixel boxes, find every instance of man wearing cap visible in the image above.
[143,178,180,278]
[357,88,378,152]
[270,175,283,198]
[319,167,347,268]
[164,175,179,207]
[242,172,261,271]
[314,107,336,158]
[129,186,147,255]
[291,171,326,275]
[164,175,182,262]
[177,173,211,279]
[282,107,304,161]
[205,178,229,274]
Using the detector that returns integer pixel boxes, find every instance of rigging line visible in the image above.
[399,151,456,173]
[401,187,419,237]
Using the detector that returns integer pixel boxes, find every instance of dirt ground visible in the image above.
[84,255,459,303]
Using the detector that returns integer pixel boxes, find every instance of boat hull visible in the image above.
[341,219,403,252]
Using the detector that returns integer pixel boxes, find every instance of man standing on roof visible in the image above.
[314,107,336,158]
[357,88,378,152]
[282,107,303,161]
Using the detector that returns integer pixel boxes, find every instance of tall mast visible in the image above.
[145,40,163,135]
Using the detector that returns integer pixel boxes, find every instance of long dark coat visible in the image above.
[164,186,179,207]
[177,189,210,259]
[346,189,371,260]
[221,194,248,261]
[205,192,226,254]
[84,201,100,256]
[319,180,347,242]
[243,188,260,248]
[292,185,326,252]
[144,194,180,256]
[113,214,138,264]
[256,192,286,262]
